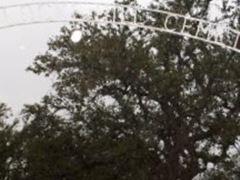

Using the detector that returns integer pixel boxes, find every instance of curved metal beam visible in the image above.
[0,1,240,53]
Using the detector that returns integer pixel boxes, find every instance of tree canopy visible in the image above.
[1,0,240,179]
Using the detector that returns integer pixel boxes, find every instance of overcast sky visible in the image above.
[0,0,226,115]
[0,0,152,114]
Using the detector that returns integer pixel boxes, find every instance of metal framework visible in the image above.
[1,1,240,53]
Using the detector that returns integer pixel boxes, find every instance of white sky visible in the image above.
[0,0,151,114]
[0,0,226,115]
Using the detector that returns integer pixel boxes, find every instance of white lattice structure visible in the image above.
[1,1,240,53]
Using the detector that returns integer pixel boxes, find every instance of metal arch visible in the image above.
[0,1,240,54]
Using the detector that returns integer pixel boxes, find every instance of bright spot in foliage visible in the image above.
[71,30,82,43]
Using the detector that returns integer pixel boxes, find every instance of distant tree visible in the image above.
[13,0,240,179]
[0,103,16,179]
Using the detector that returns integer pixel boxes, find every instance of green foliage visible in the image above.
[2,0,240,179]
[0,103,18,179]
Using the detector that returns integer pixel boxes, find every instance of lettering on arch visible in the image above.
[0,1,240,53]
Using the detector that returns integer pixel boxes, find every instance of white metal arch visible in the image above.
[1,1,240,53]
